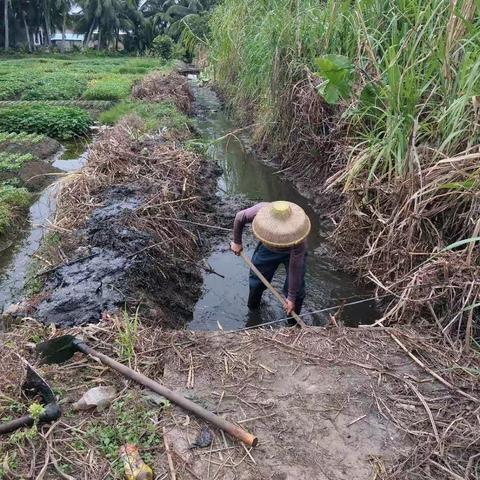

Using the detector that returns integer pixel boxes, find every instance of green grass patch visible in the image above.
[86,392,163,468]
[99,100,190,132]
[0,184,32,236]
[83,76,134,101]
[0,104,92,139]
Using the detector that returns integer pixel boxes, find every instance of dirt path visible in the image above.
[161,327,408,479]
[2,317,478,479]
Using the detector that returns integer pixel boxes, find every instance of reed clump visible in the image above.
[209,0,480,344]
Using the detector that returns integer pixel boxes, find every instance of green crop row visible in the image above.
[0,100,114,109]
[0,57,164,102]
[83,76,136,101]
[0,132,45,144]
[0,104,92,140]
[0,152,34,172]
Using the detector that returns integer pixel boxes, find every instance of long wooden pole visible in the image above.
[239,251,306,328]
[76,342,258,447]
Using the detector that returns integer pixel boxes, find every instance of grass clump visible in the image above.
[83,76,133,101]
[99,100,190,133]
[0,104,92,139]
[0,184,32,235]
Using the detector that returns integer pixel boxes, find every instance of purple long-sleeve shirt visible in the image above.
[233,203,307,302]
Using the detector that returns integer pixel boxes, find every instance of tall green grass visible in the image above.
[209,0,480,180]
[209,0,480,338]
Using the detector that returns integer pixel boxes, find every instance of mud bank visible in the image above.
[25,86,223,326]
[2,317,479,479]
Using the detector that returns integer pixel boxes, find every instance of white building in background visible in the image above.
[50,32,85,50]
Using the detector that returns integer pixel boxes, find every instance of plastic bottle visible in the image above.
[118,444,153,480]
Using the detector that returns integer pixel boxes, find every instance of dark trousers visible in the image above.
[248,243,306,314]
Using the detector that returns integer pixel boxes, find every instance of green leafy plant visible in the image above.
[152,35,175,60]
[0,104,92,139]
[0,153,34,172]
[0,184,32,235]
[22,74,87,101]
[314,54,354,105]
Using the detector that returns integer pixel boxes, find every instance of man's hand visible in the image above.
[230,242,243,256]
[284,299,295,315]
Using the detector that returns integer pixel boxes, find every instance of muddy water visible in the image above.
[0,141,89,310]
[190,84,378,330]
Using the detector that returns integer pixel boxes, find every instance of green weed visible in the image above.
[116,306,140,361]
[99,100,190,133]
[86,393,162,464]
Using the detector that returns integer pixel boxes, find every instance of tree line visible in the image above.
[1,0,217,53]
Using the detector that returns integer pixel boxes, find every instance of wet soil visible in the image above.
[30,136,222,326]
[34,186,149,326]
[0,136,61,160]
[0,144,88,311]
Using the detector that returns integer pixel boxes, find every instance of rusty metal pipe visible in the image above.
[75,341,258,447]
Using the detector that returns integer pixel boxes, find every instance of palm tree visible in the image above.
[52,0,71,52]
[4,0,9,51]
[77,0,124,49]
[11,0,34,51]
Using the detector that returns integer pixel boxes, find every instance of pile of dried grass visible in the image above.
[334,149,480,348]
[377,330,480,479]
[56,115,211,261]
[132,71,194,114]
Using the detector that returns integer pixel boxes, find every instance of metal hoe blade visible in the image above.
[36,334,79,365]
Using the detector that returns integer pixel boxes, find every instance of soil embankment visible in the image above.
[27,73,223,327]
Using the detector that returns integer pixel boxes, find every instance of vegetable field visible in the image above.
[0,55,166,238]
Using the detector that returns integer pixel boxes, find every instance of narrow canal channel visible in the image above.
[190,83,378,330]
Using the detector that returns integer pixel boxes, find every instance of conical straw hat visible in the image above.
[252,201,311,248]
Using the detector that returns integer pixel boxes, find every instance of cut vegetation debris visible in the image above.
[209,0,480,342]
[1,317,479,479]
[29,73,218,326]
[132,71,194,113]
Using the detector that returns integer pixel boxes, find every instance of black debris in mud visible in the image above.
[34,186,154,326]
